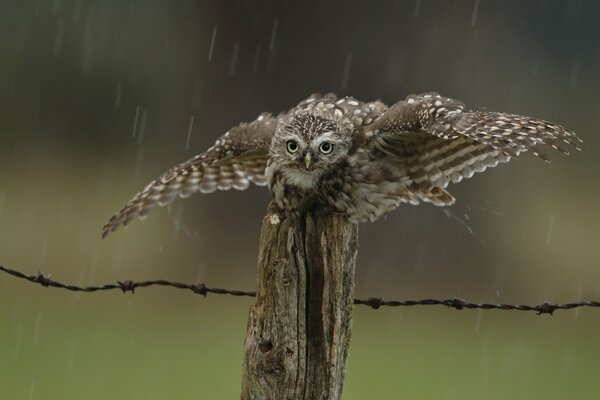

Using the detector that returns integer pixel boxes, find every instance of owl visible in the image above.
[102,92,581,238]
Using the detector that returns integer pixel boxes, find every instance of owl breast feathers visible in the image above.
[102,92,581,238]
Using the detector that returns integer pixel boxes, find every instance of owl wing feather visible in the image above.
[101,113,277,238]
[365,92,581,203]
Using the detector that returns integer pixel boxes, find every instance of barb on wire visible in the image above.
[0,265,255,298]
[2,265,599,315]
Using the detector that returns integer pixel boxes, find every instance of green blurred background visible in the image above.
[1,0,599,399]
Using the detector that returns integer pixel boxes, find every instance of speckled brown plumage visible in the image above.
[102,92,581,238]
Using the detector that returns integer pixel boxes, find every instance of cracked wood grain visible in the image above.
[241,209,358,400]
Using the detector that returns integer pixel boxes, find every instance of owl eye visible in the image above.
[319,141,333,154]
[286,140,299,154]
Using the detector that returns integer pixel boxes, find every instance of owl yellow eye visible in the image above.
[286,140,299,153]
[319,141,333,154]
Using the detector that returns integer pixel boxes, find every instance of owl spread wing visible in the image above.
[101,113,277,238]
[365,92,582,204]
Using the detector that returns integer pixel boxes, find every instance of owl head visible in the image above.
[270,110,354,186]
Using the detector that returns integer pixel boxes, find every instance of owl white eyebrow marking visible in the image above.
[311,131,337,146]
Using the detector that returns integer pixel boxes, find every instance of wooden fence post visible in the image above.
[241,209,358,399]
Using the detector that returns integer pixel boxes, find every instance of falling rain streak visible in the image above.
[28,378,36,400]
[269,18,278,51]
[66,342,78,379]
[138,109,147,144]
[186,115,195,150]
[132,107,147,143]
[230,42,240,76]
[475,309,483,334]
[341,53,352,90]
[546,214,555,247]
[414,0,421,17]
[208,26,217,61]
[443,209,474,235]
[132,106,141,138]
[33,311,42,345]
[471,0,480,27]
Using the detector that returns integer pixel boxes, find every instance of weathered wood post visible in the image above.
[241,209,358,399]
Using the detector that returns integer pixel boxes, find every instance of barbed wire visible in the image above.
[2,265,599,315]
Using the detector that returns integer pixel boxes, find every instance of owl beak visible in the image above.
[304,152,312,169]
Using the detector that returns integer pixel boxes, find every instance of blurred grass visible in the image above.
[1,287,599,400]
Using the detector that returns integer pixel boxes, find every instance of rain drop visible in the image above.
[269,18,278,51]
[229,42,240,76]
[32,311,42,345]
[414,0,421,17]
[186,115,195,150]
[341,53,352,90]
[208,26,217,61]
[475,308,482,334]
[132,106,140,138]
[28,377,36,400]
[138,109,147,144]
[171,206,183,242]
[66,342,78,379]
[13,324,23,359]
[545,213,554,247]
[470,0,480,27]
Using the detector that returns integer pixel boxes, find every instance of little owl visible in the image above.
[102,92,581,237]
